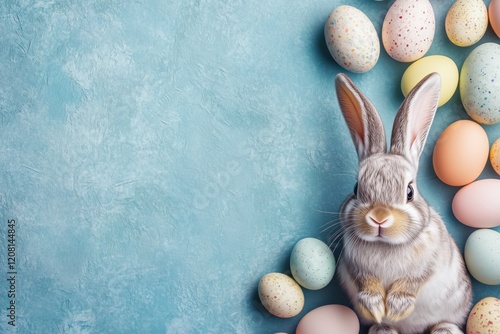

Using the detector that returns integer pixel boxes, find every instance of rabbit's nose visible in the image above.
[366,206,394,227]
[369,216,388,226]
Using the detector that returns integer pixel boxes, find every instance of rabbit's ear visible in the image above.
[335,74,386,161]
[390,73,441,166]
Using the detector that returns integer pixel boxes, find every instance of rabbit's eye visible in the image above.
[353,182,358,197]
[407,183,414,202]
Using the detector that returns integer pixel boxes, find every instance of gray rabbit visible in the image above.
[335,73,472,334]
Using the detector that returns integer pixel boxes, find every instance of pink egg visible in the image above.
[452,179,500,228]
[296,305,359,334]
[382,0,435,62]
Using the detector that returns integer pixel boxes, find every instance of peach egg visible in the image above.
[432,120,489,186]
[490,0,500,38]
[490,138,500,175]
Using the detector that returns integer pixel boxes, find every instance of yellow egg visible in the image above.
[446,0,488,47]
[258,273,304,318]
[401,55,458,107]
[490,138,500,175]
[467,297,500,333]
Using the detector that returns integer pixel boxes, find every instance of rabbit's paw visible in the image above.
[368,324,398,334]
[357,290,385,323]
[430,322,463,334]
[385,290,416,321]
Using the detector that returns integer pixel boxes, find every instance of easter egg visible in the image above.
[490,138,500,175]
[382,0,435,62]
[464,229,500,285]
[432,120,489,186]
[467,297,500,334]
[296,305,360,334]
[445,0,488,47]
[324,5,380,73]
[460,43,500,125]
[258,273,304,318]
[490,0,500,38]
[290,238,336,290]
[401,55,458,107]
[452,179,500,228]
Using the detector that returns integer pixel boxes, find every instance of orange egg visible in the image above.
[489,0,500,38]
[433,120,489,186]
[490,138,500,175]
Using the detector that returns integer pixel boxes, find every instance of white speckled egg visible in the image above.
[467,297,500,334]
[445,0,488,47]
[324,5,380,73]
[490,138,500,175]
[460,43,500,124]
[464,229,500,285]
[258,273,304,318]
[382,0,435,62]
[290,238,336,290]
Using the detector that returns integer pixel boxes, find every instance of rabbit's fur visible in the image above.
[335,73,472,334]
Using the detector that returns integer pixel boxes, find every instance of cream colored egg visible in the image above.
[324,5,380,73]
[467,297,500,333]
[258,273,304,318]
[490,138,500,175]
[446,0,488,47]
[401,55,458,107]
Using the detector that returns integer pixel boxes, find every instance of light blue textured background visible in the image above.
[0,0,499,333]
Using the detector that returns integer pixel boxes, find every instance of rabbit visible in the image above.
[334,72,472,334]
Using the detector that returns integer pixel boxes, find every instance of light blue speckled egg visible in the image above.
[460,43,500,124]
[464,229,500,285]
[290,238,336,290]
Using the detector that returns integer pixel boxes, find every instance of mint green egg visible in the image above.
[464,229,500,285]
[290,238,336,290]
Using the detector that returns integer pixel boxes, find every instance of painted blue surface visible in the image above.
[0,0,499,333]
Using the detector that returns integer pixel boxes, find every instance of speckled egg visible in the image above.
[460,43,500,124]
[324,5,380,73]
[490,138,500,175]
[464,229,500,285]
[467,297,500,334]
[382,0,435,62]
[258,273,304,318]
[290,238,336,290]
[446,0,488,47]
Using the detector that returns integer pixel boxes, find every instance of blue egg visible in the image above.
[464,229,500,285]
[460,43,500,124]
[290,238,336,290]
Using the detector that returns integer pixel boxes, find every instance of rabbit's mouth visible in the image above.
[356,205,411,244]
